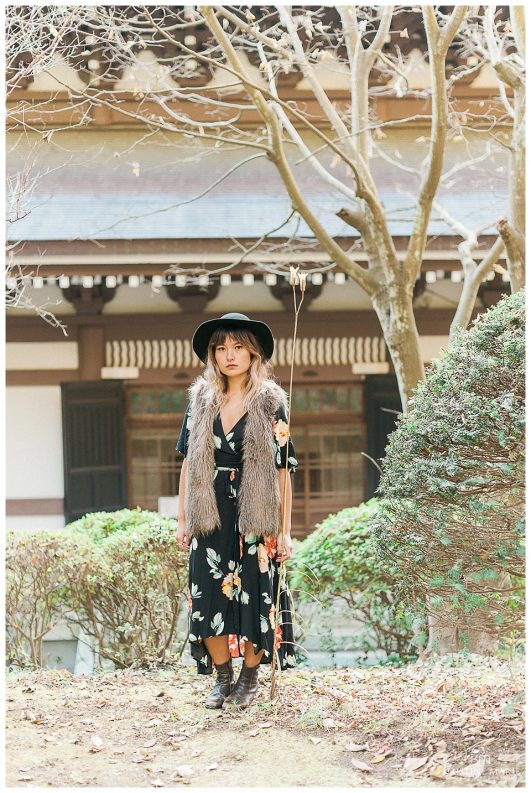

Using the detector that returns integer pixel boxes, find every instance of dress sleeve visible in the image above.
[176,404,191,457]
[272,403,298,473]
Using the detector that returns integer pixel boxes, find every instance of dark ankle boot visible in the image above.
[221,662,260,710]
[205,658,234,709]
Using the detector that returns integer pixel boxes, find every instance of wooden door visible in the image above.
[364,375,402,499]
[61,381,127,523]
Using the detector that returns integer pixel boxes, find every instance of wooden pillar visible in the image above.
[78,324,105,380]
[60,284,116,381]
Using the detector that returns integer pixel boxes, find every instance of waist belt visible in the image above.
[214,465,241,499]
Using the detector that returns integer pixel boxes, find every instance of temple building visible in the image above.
[6,12,511,536]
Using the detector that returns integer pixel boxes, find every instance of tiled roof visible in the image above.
[7,129,508,242]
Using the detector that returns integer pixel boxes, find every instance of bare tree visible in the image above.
[6,136,69,333]
[6,5,525,657]
[461,6,525,293]
[6,5,523,404]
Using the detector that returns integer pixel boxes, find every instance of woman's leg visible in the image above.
[203,635,230,664]
[203,635,234,709]
[222,641,262,709]
[243,640,264,667]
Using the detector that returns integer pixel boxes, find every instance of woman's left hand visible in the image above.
[276,531,293,562]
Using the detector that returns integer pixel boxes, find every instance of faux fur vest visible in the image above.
[184,376,289,539]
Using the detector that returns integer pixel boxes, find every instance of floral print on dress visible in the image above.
[176,397,299,675]
[273,418,290,447]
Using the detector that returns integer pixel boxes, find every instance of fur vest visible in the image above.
[184,376,289,539]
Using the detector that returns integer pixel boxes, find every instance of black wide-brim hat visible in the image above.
[192,312,275,363]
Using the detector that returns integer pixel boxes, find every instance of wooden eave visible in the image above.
[6,84,512,132]
[8,234,504,277]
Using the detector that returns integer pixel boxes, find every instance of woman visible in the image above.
[176,312,299,710]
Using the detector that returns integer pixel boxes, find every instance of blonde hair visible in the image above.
[203,327,276,411]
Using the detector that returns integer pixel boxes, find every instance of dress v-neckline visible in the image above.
[217,409,248,439]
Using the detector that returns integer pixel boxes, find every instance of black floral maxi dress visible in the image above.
[176,401,299,675]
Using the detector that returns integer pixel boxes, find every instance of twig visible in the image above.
[270,266,306,701]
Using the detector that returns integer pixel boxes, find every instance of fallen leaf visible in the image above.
[171,765,194,779]
[248,729,259,737]
[456,757,485,779]
[404,756,428,771]
[370,754,388,764]
[309,737,321,745]
[257,721,272,729]
[89,735,104,753]
[351,758,373,772]
[345,743,367,752]
[17,776,33,782]
[429,765,446,779]
[151,778,165,787]
[143,738,158,748]
[206,763,218,771]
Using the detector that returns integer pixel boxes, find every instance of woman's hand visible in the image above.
[176,519,190,551]
[276,531,293,562]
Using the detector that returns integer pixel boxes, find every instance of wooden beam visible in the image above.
[6,308,470,343]
[9,235,504,276]
[7,86,511,132]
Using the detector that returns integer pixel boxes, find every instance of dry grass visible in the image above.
[6,654,524,787]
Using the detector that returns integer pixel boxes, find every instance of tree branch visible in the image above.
[256,41,358,203]
[405,6,469,289]
[496,217,525,291]
[450,236,505,339]
[200,6,376,295]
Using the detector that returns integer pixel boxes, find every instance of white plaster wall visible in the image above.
[6,342,78,370]
[307,281,373,311]
[420,335,450,363]
[102,283,181,314]
[6,386,64,499]
[207,281,282,313]
[6,515,66,532]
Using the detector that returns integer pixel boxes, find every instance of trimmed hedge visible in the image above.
[6,509,189,669]
[372,291,525,643]
[289,499,416,658]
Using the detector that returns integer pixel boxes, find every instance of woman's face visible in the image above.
[214,335,252,377]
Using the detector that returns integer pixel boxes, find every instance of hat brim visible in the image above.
[192,317,274,363]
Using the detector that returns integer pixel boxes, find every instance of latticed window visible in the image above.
[125,384,365,536]
[288,386,365,536]
[126,387,187,512]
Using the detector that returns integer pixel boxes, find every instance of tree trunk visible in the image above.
[507,85,525,291]
[372,286,426,412]
[424,572,512,657]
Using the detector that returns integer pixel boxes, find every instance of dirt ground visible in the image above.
[6,654,524,788]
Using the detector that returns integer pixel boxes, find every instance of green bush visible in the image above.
[64,506,163,542]
[289,499,417,658]
[373,291,525,645]
[6,530,93,668]
[65,515,188,668]
[6,510,189,669]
